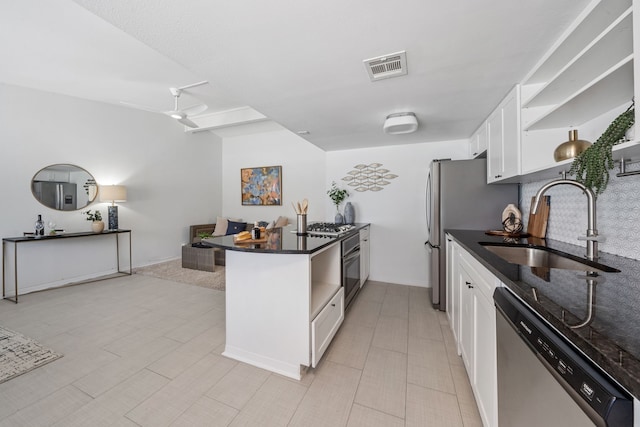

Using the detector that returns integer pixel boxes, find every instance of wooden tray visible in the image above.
[233,234,268,244]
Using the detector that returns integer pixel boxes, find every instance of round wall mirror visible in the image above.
[31,164,98,211]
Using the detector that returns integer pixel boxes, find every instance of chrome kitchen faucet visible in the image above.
[532,177,598,261]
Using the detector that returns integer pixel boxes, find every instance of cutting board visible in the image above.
[527,196,550,238]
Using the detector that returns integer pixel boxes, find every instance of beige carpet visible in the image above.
[134,259,225,291]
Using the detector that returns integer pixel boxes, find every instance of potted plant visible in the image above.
[327,181,349,224]
[568,104,635,195]
[84,209,104,233]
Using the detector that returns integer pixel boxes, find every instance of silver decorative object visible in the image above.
[341,163,398,191]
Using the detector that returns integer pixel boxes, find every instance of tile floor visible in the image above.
[0,274,482,426]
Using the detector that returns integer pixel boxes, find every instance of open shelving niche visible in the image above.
[310,242,341,319]
[513,0,638,182]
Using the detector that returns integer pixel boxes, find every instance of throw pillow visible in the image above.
[212,216,229,236]
[226,221,248,235]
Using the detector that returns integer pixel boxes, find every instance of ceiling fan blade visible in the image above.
[178,80,208,91]
[177,117,199,128]
[164,110,184,119]
[183,103,208,116]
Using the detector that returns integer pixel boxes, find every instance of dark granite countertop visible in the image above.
[447,229,640,399]
[201,223,370,255]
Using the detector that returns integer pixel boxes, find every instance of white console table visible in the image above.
[2,229,132,303]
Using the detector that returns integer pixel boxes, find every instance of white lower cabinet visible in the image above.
[311,287,344,367]
[450,240,499,427]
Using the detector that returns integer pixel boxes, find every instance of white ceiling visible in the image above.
[1,0,590,151]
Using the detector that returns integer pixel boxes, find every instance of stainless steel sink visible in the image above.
[479,243,620,273]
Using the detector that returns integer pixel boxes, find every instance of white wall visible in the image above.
[220,123,327,225]
[0,83,222,290]
[326,140,468,286]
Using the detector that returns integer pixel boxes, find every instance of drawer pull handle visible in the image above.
[331,303,336,307]
[465,281,473,288]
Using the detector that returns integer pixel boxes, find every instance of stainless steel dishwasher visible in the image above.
[494,288,633,427]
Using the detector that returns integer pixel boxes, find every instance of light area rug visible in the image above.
[134,259,225,291]
[0,327,63,384]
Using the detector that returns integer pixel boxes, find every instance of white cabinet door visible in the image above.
[487,85,521,183]
[445,236,458,344]
[502,90,521,179]
[454,244,499,427]
[475,284,497,427]
[487,109,503,182]
[458,261,474,376]
[311,287,344,367]
[469,122,488,159]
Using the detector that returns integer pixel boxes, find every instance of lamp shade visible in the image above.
[100,185,127,203]
[554,130,591,162]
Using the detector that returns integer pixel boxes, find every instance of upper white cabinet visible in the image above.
[477,0,640,183]
[468,121,487,159]
[487,85,521,183]
[518,0,638,178]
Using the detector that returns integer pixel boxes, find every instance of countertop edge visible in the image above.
[201,223,370,255]
[446,229,640,400]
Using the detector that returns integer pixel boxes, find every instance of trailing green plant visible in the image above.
[198,232,212,239]
[327,181,349,209]
[83,210,102,221]
[568,104,635,195]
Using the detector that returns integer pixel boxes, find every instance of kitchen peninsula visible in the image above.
[202,224,369,380]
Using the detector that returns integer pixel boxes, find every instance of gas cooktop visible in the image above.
[295,222,355,236]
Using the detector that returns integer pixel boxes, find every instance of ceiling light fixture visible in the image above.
[383,112,418,135]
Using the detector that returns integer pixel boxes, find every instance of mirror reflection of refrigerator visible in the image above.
[425,159,518,311]
[33,181,77,211]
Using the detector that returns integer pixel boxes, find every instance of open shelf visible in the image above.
[520,0,634,133]
[523,58,633,131]
[523,10,632,109]
[525,0,632,85]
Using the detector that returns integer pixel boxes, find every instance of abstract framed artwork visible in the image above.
[241,165,282,206]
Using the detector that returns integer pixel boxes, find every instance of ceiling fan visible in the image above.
[121,80,209,128]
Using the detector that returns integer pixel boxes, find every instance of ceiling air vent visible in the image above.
[363,51,407,82]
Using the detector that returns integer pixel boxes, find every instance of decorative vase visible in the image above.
[344,202,355,224]
[92,221,105,233]
[334,211,344,224]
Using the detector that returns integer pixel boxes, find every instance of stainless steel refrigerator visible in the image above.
[32,181,77,211]
[426,159,518,311]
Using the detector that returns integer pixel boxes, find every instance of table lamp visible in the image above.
[100,185,127,230]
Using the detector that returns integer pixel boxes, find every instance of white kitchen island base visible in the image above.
[222,241,343,380]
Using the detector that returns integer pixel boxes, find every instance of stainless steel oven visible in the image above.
[494,288,633,427]
[342,232,360,309]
